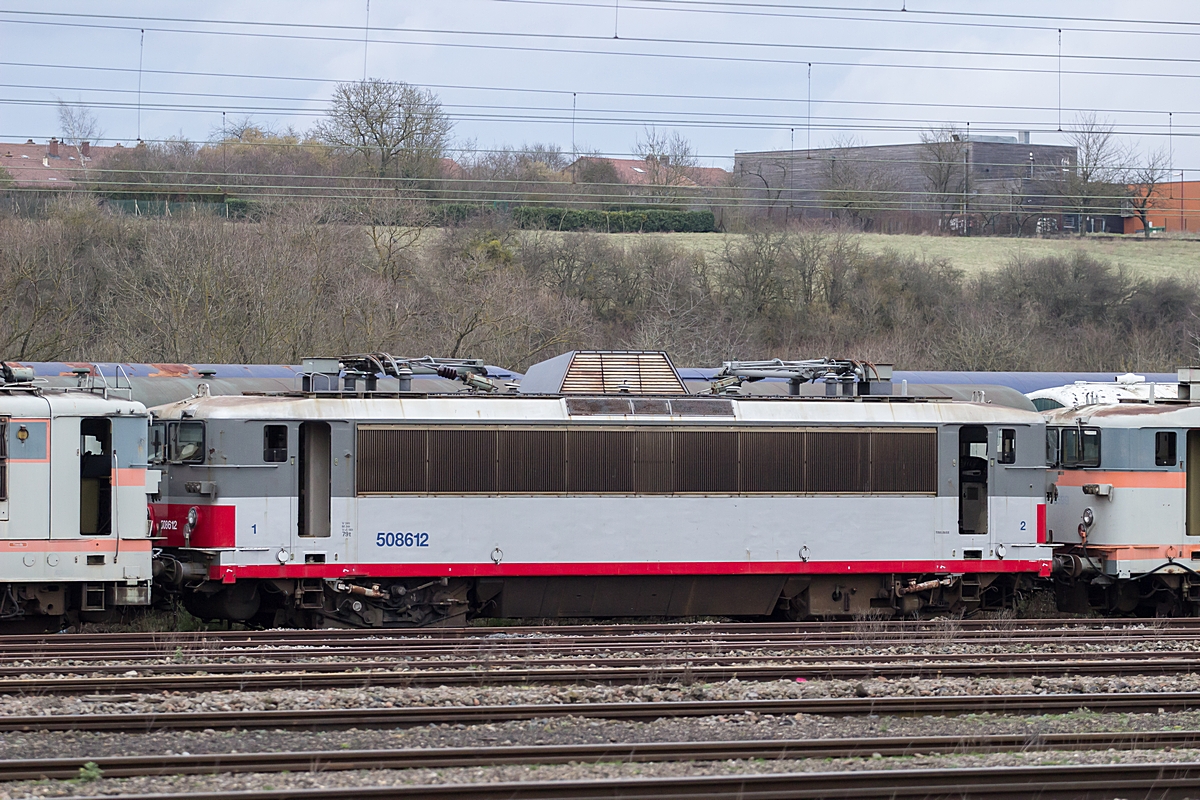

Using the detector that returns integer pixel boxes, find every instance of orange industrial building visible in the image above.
[1124,180,1200,235]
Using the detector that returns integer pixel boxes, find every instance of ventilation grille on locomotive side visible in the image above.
[356,427,937,495]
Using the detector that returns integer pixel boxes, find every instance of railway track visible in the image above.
[2,647,1195,676]
[3,652,1200,695]
[29,762,1200,800]
[3,691,1200,733]
[3,729,1200,781]
[0,620,1191,664]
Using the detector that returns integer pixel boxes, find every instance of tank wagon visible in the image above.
[147,351,1052,627]
[1043,369,1200,615]
[0,363,153,624]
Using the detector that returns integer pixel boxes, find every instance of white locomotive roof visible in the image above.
[150,393,1044,426]
[1028,376,1178,410]
[1044,401,1200,428]
[0,388,147,417]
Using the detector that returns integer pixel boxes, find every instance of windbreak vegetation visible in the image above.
[0,197,1195,372]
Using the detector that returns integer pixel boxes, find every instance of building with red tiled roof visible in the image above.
[567,156,729,188]
[0,138,122,189]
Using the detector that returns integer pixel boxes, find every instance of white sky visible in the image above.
[0,1,1196,173]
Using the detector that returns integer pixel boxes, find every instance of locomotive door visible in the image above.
[1188,431,1200,536]
[298,421,331,539]
[79,418,113,535]
[959,426,989,535]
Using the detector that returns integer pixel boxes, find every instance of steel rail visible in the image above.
[3,647,1195,680]
[46,762,1200,799]
[3,655,1200,695]
[0,617,1190,649]
[8,635,1193,663]
[0,630,1191,661]
[3,691,1200,733]
[6,729,1200,781]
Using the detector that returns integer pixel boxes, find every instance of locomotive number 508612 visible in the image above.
[375,532,429,547]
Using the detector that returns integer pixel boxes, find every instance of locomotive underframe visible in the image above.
[165,570,1024,627]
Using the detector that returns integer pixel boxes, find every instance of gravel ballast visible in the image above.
[1,673,1198,718]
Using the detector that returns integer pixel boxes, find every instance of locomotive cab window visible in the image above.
[264,425,288,463]
[998,429,1016,464]
[167,422,205,464]
[1045,428,1060,467]
[1061,427,1101,468]
[1156,431,1178,467]
[149,422,166,464]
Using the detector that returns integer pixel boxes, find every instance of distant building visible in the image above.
[734,134,1077,231]
[0,138,122,189]
[566,156,729,188]
[1123,180,1200,235]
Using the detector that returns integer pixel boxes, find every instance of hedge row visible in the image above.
[511,207,716,233]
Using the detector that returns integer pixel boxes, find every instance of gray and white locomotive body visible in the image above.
[1040,370,1200,615]
[0,370,153,624]
[151,352,1053,626]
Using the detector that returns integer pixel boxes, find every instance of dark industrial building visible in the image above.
[734,133,1079,233]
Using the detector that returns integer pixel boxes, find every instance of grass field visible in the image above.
[601,232,1200,279]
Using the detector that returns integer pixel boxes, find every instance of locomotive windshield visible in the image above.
[150,421,205,464]
[1061,427,1101,468]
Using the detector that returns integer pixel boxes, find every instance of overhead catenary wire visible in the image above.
[497,0,1200,37]
[0,3,1193,218]
[7,4,1200,43]
[3,13,1200,78]
[4,70,1200,122]
[7,94,1200,140]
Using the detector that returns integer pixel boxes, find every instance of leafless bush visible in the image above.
[0,205,1197,373]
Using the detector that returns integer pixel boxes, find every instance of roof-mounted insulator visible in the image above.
[0,362,35,385]
[435,365,500,393]
[300,353,503,394]
[711,359,892,397]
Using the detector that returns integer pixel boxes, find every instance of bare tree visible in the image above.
[632,127,699,204]
[1126,146,1172,239]
[56,99,104,172]
[314,79,452,180]
[736,156,795,222]
[820,137,900,230]
[1064,112,1129,231]
[918,126,966,227]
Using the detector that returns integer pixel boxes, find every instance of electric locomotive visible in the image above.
[0,363,154,625]
[1042,369,1200,615]
[149,351,1054,627]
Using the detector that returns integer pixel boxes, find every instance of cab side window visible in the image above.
[1156,431,1178,466]
[1062,427,1101,468]
[1045,428,1060,467]
[264,425,288,462]
[149,422,166,464]
[168,422,205,463]
[999,429,1016,464]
